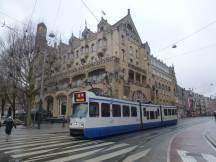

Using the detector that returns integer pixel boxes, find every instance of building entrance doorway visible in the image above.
[59,96,67,115]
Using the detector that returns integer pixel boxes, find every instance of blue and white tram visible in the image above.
[69,91,177,138]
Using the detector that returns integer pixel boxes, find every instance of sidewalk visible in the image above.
[205,120,216,148]
[0,122,69,136]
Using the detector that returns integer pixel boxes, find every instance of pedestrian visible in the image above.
[4,116,16,142]
[214,112,216,121]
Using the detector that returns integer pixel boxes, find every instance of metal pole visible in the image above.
[38,50,46,129]
[40,50,46,101]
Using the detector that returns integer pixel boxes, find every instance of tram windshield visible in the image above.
[71,103,88,118]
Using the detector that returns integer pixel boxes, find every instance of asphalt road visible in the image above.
[0,117,215,162]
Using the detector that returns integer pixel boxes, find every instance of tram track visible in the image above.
[107,117,210,162]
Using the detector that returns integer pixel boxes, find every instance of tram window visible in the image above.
[146,111,149,120]
[174,109,177,115]
[171,109,174,115]
[168,109,172,116]
[89,102,99,117]
[123,105,130,117]
[157,109,160,116]
[164,109,168,116]
[101,103,110,117]
[150,111,155,119]
[143,108,146,116]
[131,106,137,117]
[112,104,121,117]
[155,111,158,119]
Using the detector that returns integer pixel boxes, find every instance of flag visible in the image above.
[85,19,87,27]
[101,10,106,16]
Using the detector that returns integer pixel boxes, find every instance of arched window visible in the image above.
[85,45,89,53]
[91,44,95,52]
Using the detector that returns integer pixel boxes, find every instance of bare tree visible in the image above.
[0,24,41,126]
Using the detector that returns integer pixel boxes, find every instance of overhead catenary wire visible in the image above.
[53,0,62,30]
[79,0,124,49]
[80,0,99,22]
[156,19,216,53]
[27,0,38,30]
[163,42,216,60]
[0,10,26,25]
[0,0,38,34]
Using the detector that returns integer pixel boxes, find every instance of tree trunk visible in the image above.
[12,93,16,119]
[1,97,5,117]
[26,94,33,126]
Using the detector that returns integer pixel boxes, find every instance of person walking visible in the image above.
[4,116,16,142]
[214,111,216,121]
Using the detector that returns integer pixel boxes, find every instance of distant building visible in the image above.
[35,9,177,117]
[175,85,215,117]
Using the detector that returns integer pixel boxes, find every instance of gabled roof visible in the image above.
[112,9,142,43]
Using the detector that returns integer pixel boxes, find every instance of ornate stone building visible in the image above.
[149,55,176,105]
[35,9,177,117]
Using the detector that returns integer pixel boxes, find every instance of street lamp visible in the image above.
[37,34,55,129]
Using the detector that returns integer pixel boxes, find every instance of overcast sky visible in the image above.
[0,0,216,97]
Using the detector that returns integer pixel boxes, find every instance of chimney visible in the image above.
[128,9,130,15]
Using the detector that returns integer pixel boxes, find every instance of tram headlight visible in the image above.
[80,122,84,127]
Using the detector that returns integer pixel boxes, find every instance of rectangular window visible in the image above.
[171,109,174,115]
[157,109,160,116]
[164,109,167,116]
[89,102,99,117]
[174,109,177,115]
[150,111,155,120]
[168,109,172,116]
[112,104,121,117]
[123,105,130,117]
[131,106,137,117]
[155,111,158,119]
[146,111,149,120]
[143,108,146,116]
[101,103,110,117]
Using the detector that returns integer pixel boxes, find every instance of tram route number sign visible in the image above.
[74,92,86,102]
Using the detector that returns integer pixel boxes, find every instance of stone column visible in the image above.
[133,71,135,83]
[66,95,72,117]
[43,98,47,111]
[53,96,59,117]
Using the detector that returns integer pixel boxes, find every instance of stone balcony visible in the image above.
[47,56,120,83]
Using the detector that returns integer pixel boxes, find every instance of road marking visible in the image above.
[63,141,99,150]
[0,133,51,140]
[83,146,137,162]
[45,148,103,162]
[177,149,197,162]
[0,134,64,141]
[0,136,68,148]
[24,141,103,162]
[104,143,129,151]
[24,141,114,162]
[122,148,151,162]
[203,134,216,152]
[0,139,86,151]
[4,139,86,154]
[11,148,56,158]
[0,135,69,146]
[202,153,216,162]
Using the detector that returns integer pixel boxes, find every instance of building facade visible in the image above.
[149,55,176,105]
[175,85,216,117]
[35,9,177,118]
